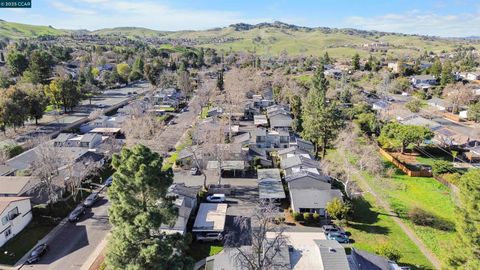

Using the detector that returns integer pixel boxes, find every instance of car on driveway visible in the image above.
[196,232,223,242]
[27,244,49,264]
[322,224,346,235]
[68,205,86,222]
[206,194,226,203]
[83,192,100,207]
[326,232,350,243]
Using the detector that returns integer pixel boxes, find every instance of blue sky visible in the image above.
[1,0,480,36]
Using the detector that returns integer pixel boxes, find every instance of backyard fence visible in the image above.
[378,148,432,177]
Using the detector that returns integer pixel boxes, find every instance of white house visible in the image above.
[466,72,480,81]
[0,197,32,247]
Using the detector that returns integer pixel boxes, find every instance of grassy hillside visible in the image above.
[92,27,167,39]
[0,20,67,39]
[162,26,468,58]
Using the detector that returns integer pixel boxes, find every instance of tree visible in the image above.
[2,85,29,130]
[216,69,224,91]
[325,197,350,220]
[430,57,442,78]
[289,95,303,132]
[48,76,81,113]
[447,170,480,269]
[323,51,331,65]
[227,202,289,270]
[443,83,475,114]
[116,63,131,84]
[396,58,406,76]
[24,84,48,125]
[177,69,193,98]
[468,101,480,122]
[389,77,410,94]
[375,243,401,262]
[353,112,378,135]
[405,98,422,113]
[6,50,28,76]
[440,60,455,86]
[302,66,344,158]
[352,53,360,70]
[378,122,433,153]
[106,144,194,270]
[23,50,54,85]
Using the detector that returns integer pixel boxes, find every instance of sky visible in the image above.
[1,0,480,37]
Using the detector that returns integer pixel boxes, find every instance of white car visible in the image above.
[206,194,226,203]
[196,232,223,242]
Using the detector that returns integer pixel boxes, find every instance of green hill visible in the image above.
[0,20,67,39]
[91,27,167,39]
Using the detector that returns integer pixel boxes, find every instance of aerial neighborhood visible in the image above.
[0,2,479,270]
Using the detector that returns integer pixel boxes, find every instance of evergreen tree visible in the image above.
[447,169,480,269]
[6,50,28,76]
[290,95,303,133]
[24,84,47,125]
[323,52,331,65]
[430,57,442,78]
[23,50,54,85]
[440,60,455,86]
[302,66,344,158]
[106,145,194,270]
[216,69,224,91]
[352,53,360,70]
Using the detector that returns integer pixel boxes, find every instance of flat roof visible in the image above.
[193,203,228,232]
[90,127,122,133]
[257,168,281,182]
[259,180,286,199]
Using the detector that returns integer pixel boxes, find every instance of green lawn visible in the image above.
[362,164,456,264]
[0,221,55,265]
[347,194,434,270]
[200,105,211,119]
[187,242,223,261]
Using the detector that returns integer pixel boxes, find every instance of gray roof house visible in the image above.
[280,155,319,176]
[289,188,343,216]
[427,97,453,111]
[315,240,350,270]
[268,111,293,130]
[257,168,285,200]
[277,147,309,161]
[0,176,36,197]
[349,248,408,270]
[400,115,442,131]
[159,184,200,235]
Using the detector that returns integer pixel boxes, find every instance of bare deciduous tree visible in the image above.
[31,141,65,206]
[64,157,101,202]
[227,201,290,270]
[443,83,475,113]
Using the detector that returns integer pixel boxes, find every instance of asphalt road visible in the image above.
[21,192,111,270]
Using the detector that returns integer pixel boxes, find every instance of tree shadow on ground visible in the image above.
[350,197,379,224]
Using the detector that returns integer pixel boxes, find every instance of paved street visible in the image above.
[21,192,111,270]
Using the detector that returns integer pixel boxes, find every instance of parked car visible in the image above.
[83,192,100,207]
[68,205,86,222]
[190,167,199,175]
[97,104,107,108]
[27,244,49,264]
[326,232,350,243]
[196,232,223,242]
[104,176,113,187]
[206,194,226,203]
[322,224,346,235]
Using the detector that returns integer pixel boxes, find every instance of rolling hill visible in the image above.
[0,20,477,58]
[0,20,68,39]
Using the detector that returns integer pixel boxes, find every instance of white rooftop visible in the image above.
[193,203,228,232]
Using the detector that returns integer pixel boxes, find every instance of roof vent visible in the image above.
[329,247,336,253]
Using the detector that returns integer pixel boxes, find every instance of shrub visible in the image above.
[432,160,454,176]
[198,190,207,199]
[442,172,462,185]
[312,213,321,223]
[303,212,313,222]
[375,243,401,262]
[292,212,302,221]
[326,198,350,220]
[409,207,435,226]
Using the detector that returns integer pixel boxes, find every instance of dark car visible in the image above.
[83,192,100,207]
[27,244,49,264]
[322,224,346,236]
[68,205,86,222]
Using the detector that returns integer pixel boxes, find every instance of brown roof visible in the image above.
[0,197,30,215]
[0,176,35,195]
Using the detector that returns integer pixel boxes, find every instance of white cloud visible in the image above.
[346,10,480,37]
[51,1,96,15]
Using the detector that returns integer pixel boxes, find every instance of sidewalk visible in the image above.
[80,234,109,270]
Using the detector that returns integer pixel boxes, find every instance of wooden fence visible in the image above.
[378,148,433,177]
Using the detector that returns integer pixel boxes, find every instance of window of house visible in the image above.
[7,207,19,221]
[4,228,11,238]
[1,215,8,225]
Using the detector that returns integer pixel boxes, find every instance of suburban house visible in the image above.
[192,203,227,238]
[159,184,200,235]
[267,110,293,130]
[349,248,409,270]
[253,114,269,127]
[0,165,15,176]
[410,75,437,88]
[207,107,224,118]
[314,240,350,270]
[252,94,275,109]
[247,146,273,167]
[80,115,126,133]
[0,197,32,247]
[277,147,309,161]
[399,115,442,131]
[372,100,389,111]
[0,176,36,197]
[427,97,453,111]
[324,68,342,79]
[433,127,472,147]
[53,133,103,149]
[257,169,285,202]
[153,87,183,108]
[280,155,319,176]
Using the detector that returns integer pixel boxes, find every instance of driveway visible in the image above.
[21,191,111,270]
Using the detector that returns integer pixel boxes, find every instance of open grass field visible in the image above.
[0,20,67,39]
[362,163,456,264]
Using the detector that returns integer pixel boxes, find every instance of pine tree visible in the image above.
[430,57,442,78]
[106,145,194,270]
[324,52,331,65]
[352,53,360,70]
[302,66,344,158]
[447,169,480,269]
[216,69,224,91]
[440,60,455,86]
